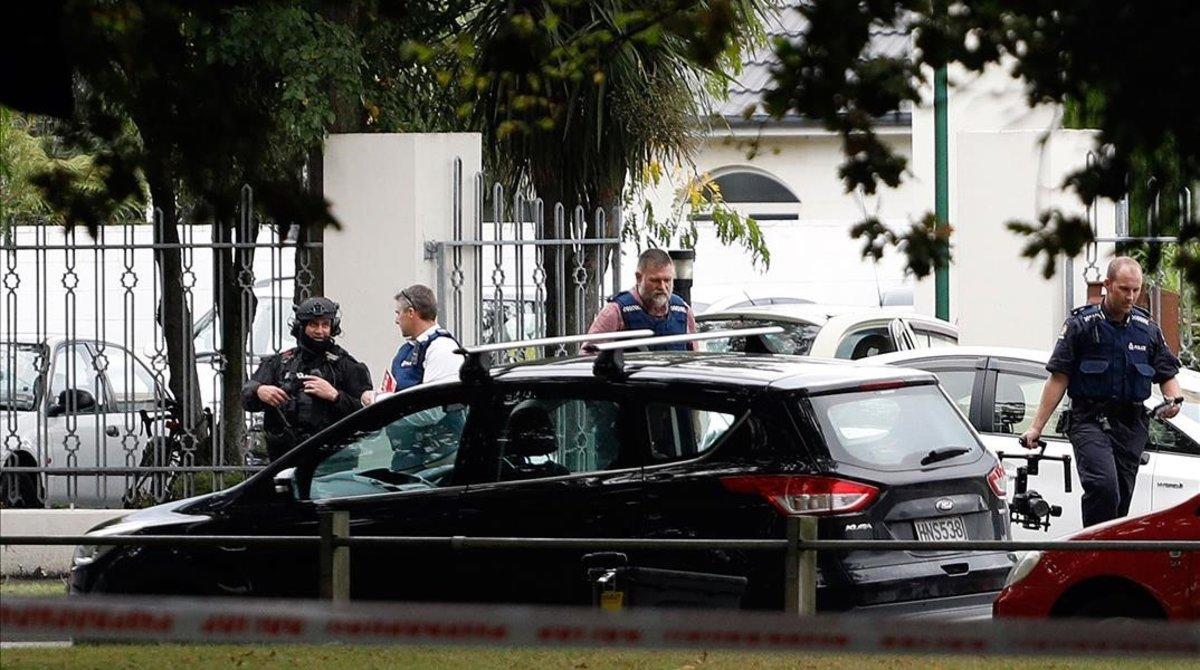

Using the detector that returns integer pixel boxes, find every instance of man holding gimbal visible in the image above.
[242,296,372,462]
[1020,257,1183,527]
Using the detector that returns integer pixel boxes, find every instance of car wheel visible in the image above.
[0,455,43,508]
[1068,591,1165,620]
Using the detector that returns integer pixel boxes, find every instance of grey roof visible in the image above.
[712,4,913,128]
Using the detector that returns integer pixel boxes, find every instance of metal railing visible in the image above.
[423,159,623,358]
[5,513,1199,615]
[1,191,315,509]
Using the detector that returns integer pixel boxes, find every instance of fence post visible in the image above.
[785,515,818,616]
[319,509,350,601]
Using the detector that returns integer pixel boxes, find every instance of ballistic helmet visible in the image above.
[291,297,342,337]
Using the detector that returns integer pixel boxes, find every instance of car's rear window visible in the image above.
[698,318,821,356]
[804,384,982,472]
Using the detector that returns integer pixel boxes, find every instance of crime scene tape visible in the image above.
[2,596,1198,656]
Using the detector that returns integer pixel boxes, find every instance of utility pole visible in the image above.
[933,14,950,321]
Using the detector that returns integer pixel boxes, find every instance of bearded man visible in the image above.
[585,248,697,351]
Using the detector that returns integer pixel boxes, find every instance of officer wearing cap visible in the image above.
[242,296,372,461]
[1021,257,1184,527]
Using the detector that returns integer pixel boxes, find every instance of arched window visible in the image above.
[712,170,799,204]
[692,167,800,222]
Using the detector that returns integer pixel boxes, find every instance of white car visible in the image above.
[1,336,172,508]
[866,347,1200,539]
[696,304,958,359]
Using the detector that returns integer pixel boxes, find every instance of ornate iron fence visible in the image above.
[0,188,317,509]
[425,159,624,360]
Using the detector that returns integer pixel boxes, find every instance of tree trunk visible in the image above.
[297,145,325,302]
[212,209,258,468]
[146,165,210,466]
[296,1,365,304]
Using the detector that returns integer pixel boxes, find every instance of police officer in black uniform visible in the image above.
[1021,257,1184,527]
[242,297,372,462]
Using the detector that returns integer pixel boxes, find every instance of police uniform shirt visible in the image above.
[1047,303,1180,401]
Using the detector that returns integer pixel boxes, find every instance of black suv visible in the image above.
[71,334,1012,613]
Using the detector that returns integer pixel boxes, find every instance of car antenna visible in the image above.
[455,330,654,384]
[592,326,784,380]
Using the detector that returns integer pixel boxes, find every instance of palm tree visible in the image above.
[458,1,768,336]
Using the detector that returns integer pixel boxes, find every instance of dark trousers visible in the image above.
[1067,408,1148,527]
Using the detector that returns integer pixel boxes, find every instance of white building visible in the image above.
[646,5,1110,350]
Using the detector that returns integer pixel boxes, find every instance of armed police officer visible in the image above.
[586,248,697,351]
[1021,257,1184,527]
[242,297,372,462]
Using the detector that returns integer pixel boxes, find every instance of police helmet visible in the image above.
[290,297,342,337]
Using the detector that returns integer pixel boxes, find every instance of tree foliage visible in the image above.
[761,0,1199,292]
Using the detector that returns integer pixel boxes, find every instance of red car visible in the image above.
[994,493,1199,619]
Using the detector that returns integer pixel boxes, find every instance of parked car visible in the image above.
[192,277,296,409]
[71,336,1011,614]
[993,493,1200,619]
[696,305,958,359]
[0,337,173,508]
[865,347,1200,540]
[695,292,814,315]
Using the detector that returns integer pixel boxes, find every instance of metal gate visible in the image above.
[425,159,624,359]
[1,188,317,509]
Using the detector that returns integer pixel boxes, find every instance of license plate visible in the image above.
[914,515,967,542]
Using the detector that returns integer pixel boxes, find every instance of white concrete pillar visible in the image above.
[323,133,482,383]
[910,60,1060,321]
[952,129,1113,348]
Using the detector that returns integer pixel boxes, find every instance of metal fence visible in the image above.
[425,159,623,359]
[4,515,1199,616]
[1,189,317,509]
[1067,165,1198,364]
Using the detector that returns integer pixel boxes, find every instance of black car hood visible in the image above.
[85,490,231,536]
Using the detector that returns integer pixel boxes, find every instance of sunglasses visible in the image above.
[399,290,417,312]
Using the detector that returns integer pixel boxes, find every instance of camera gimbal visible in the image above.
[995,440,1073,532]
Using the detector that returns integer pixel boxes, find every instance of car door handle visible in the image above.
[106,425,120,437]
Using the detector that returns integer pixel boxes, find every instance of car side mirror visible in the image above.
[1140,451,1151,466]
[995,402,1027,432]
[47,389,97,417]
[273,467,299,498]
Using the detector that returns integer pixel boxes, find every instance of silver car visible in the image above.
[1,337,172,507]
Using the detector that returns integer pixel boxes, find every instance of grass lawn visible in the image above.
[0,577,68,598]
[0,646,1190,670]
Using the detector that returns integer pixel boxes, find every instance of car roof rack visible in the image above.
[592,326,785,379]
[456,330,655,383]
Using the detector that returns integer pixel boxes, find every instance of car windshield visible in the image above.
[0,343,43,411]
[698,318,822,356]
[805,384,982,472]
[307,402,468,501]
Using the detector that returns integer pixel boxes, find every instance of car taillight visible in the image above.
[987,463,1007,498]
[720,475,879,516]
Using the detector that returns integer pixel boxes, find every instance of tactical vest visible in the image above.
[611,291,689,351]
[1066,304,1158,403]
[389,329,459,391]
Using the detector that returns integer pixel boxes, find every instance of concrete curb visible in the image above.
[1,510,127,577]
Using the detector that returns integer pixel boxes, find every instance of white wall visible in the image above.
[641,132,921,307]
[909,60,1063,320]
[953,129,1115,348]
[323,133,482,382]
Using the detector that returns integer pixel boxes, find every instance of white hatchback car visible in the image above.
[866,347,1200,539]
[696,304,958,359]
[1,337,172,508]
